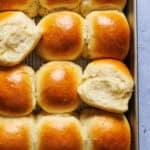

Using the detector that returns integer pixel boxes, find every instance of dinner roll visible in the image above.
[36,115,84,150]
[37,11,84,61]
[0,117,34,150]
[36,61,82,113]
[0,0,38,17]
[0,11,41,66]
[84,11,130,60]
[39,0,81,16]
[80,109,131,150]
[0,65,36,117]
[80,0,127,16]
[78,59,134,113]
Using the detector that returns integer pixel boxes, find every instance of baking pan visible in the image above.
[126,0,139,150]
[24,0,139,149]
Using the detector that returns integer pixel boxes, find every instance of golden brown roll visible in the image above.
[39,0,81,16]
[36,115,84,150]
[0,65,36,117]
[0,11,41,66]
[0,117,34,150]
[80,109,131,150]
[84,11,130,60]
[80,0,127,16]
[36,61,82,113]
[78,59,134,113]
[0,0,38,17]
[37,11,84,61]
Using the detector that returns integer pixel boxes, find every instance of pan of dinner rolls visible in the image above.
[0,0,138,149]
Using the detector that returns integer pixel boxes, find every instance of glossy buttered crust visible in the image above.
[0,65,36,116]
[36,115,84,150]
[84,11,130,60]
[39,0,81,16]
[37,11,84,61]
[0,0,38,17]
[80,109,131,150]
[0,111,131,150]
[0,117,34,150]
[80,0,127,16]
[36,61,82,113]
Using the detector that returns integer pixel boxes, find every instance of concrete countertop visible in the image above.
[138,0,150,149]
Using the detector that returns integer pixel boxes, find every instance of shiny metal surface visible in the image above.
[126,0,139,149]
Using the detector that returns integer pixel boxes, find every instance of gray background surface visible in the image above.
[138,0,150,149]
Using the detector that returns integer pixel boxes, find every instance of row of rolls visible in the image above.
[0,10,130,66]
[0,60,134,117]
[0,0,127,17]
[0,110,130,150]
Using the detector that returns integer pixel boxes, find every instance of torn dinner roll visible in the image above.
[78,59,134,113]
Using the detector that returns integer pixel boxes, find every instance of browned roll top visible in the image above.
[84,11,130,60]
[0,0,28,9]
[0,65,35,116]
[44,0,80,5]
[36,61,82,113]
[37,11,84,60]
[37,115,84,150]
[81,110,131,150]
[0,0,38,17]
[0,117,34,150]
